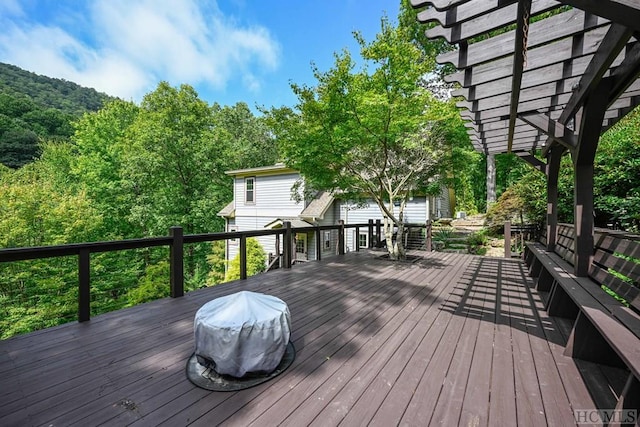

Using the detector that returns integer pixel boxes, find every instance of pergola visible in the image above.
[412,0,640,276]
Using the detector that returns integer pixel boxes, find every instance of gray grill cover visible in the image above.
[194,291,291,378]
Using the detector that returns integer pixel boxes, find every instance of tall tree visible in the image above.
[268,18,447,260]
[123,82,227,236]
[213,102,278,170]
[70,99,141,238]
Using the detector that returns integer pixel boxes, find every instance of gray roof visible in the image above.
[300,191,334,219]
[217,201,235,218]
[224,163,297,177]
[264,218,314,229]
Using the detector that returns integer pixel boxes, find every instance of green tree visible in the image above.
[224,238,266,282]
[435,103,482,214]
[0,159,105,337]
[123,82,227,236]
[126,261,170,306]
[595,107,640,231]
[213,102,278,170]
[268,18,447,260]
[70,99,141,238]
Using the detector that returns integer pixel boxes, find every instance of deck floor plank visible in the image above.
[398,257,483,426]
[456,258,498,427]
[505,261,549,427]
[0,251,611,427]
[487,258,518,427]
[278,254,470,427]
[325,254,471,427]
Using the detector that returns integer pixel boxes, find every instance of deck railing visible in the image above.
[0,220,432,323]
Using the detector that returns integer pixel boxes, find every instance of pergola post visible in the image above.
[572,78,612,276]
[546,147,562,252]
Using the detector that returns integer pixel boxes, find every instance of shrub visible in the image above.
[466,230,488,255]
[225,237,267,282]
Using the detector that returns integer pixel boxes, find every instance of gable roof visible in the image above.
[264,218,314,229]
[225,163,298,177]
[217,201,235,218]
[300,191,335,220]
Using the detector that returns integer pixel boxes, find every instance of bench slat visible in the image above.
[592,248,640,281]
[590,264,640,312]
[595,234,640,260]
[580,306,640,380]
[611,306,640,341]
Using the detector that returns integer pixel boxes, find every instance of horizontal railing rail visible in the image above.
[1,219,433,325]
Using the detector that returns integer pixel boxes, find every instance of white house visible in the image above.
[218,164,451,266]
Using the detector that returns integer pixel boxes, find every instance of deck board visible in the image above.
[0,251,610,426]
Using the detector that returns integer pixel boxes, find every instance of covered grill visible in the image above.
[193,291,291,378]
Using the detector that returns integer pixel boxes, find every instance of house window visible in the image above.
[358,233,368,249]
[245,177,255,203]
[324,231,331,249]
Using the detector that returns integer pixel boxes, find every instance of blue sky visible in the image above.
[0,0,400,110]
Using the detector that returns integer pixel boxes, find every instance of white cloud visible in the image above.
[0,0,281,101]
[0,0,23,17]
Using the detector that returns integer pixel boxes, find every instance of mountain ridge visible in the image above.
[0,62,118,168]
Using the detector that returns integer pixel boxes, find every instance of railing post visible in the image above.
[355,225,360,252]
[78,249,90,322]
[283,222,292,269]
[275,234,281,267]
[170,226,184,298]
[375,219,382,246]
[368,219,374,249]
[240,234,247,280]
[504,221,511,258]
[315,227,322,261]
[426,220,432,252]
[338,220,345,255]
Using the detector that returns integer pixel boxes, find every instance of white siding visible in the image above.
[336,198,429,250]
[229,172,304,267]
[225,167,447,264]
[234,173,303,223]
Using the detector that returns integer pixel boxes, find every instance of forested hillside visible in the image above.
[0,62,116,168]
[0,82,279,337]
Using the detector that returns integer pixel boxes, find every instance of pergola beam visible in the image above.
[417,0,517,27]
[516,152,547,173]
[543,23,634,156]
[607,42,640,106]
[423,0,558,44]
[518,112,578,149]
[410,0,471,11]
[444,26,612,88]
[560,0,640,33]
[437,8,608,69]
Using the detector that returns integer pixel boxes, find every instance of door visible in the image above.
[295,233,308,261]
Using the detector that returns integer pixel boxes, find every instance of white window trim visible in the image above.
[245,177,255,204]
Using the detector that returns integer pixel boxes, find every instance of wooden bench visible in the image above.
[524,224,640,414]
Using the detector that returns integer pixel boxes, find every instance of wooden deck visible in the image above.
[0,251,625,426]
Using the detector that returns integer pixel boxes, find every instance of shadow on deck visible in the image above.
[0,251,622,426]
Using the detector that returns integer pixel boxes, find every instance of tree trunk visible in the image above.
[383,216,406,261]
[486,153,496,211]
[384,216,397,259]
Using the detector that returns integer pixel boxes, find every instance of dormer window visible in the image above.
[245,177,255,204]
